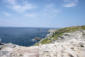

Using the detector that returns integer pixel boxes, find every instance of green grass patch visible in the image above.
[35,25,85,45]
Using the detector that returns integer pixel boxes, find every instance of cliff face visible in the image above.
[0,26,85,57]
[39,30,85,57]
[38,25,85,44]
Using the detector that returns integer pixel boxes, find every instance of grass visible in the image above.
[35,25,85,45]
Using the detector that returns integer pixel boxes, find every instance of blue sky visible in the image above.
[0,0,85,28]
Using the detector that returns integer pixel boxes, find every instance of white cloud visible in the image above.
[6,0,37,13]
[25,13,36,17]
[3,12,11,16]
[63,0,79,7]
[64,2,76,7]
[3,0,60,19]
[8,0,16,5]
[41,4,61,17]
[12,3,36,13]
[24,4,61,19]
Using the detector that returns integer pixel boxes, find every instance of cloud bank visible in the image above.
[6,0,37,13]
[63,0,79,7]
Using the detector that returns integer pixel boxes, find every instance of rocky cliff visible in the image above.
[39,30,85,57]
[0,26,85,57]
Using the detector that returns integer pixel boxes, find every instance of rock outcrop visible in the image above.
[0,43,39,57]
[0,30,85,57]
[39,30,85,57]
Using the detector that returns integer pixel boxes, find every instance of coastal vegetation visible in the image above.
[35,25,85,45]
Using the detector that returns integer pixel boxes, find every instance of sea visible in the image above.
[0,27,49,46]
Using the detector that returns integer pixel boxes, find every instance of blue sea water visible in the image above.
[0,27,49,46]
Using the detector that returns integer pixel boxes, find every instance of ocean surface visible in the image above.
[0,27,49,46]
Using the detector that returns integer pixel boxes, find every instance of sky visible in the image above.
[0,0,85,28]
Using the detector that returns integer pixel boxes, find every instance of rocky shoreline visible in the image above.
[0,43,39,57]
[0,30,85,57]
